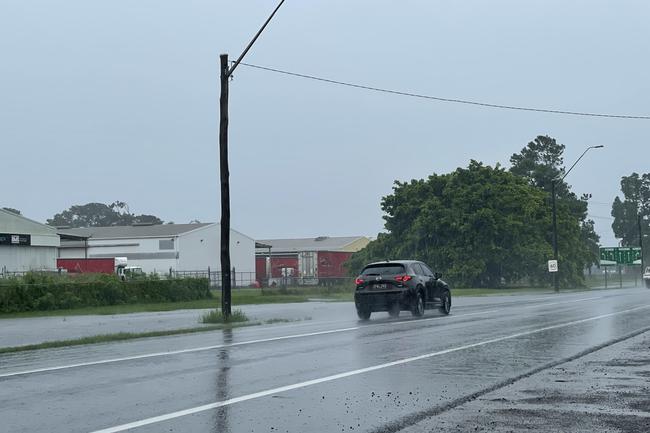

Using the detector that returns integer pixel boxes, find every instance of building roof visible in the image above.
[0,208,58,237]
[256,236,370,253]
[58,223,213,239]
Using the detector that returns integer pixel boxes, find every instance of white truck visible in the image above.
[644,266,650,289]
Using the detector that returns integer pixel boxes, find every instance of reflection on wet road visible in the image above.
[1,288,649,433]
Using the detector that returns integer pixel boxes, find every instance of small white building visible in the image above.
[0,208,60,272]
[58,223,255,276]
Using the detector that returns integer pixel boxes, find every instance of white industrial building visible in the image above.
[0,208,60,273]
[58,223,255,276]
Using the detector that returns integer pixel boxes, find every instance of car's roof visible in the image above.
[365,260,422,266]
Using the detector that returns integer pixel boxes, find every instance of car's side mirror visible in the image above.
[434,272,442,279]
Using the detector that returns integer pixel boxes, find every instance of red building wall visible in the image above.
[317,251,353,278]
[270,256,299,278]
[255,257,267,282]
[255,251,353,283]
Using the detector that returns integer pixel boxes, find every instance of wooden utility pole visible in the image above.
[218,0,286,318]
[219,53,231,316]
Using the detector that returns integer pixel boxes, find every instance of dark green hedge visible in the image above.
[0,273,211,313]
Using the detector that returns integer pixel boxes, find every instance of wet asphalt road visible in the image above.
[2,287,650,433]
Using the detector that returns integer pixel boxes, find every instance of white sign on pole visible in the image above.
[548,260,558,273]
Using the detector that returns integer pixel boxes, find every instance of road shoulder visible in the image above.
[401,330,650,432]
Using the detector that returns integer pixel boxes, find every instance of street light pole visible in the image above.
[218,0,286,318]
[551,145,604,292]
[551,180,559,292]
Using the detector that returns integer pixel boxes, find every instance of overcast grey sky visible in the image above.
[2,0,648,244]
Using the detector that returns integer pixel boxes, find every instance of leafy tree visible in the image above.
[133,214,164,225]
[611,173,650,257]
[350,136,600,289]
[510,135,566,193]
[509,135,600,280]
[47,202,163,228]
[348,161,553,287]
[2,207,21,215]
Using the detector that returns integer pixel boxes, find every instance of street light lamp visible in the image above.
[551,145,604,292]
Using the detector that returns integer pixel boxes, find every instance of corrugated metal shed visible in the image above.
[0,208,59,247]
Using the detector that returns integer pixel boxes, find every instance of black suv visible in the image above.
[353,260,451,320]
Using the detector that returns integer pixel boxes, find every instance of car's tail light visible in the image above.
[355,278,364,285]
[395,275,412,282]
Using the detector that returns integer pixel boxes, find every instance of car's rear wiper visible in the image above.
[365,273,380,276]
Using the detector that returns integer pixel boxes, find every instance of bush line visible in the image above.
[0,272,211,313]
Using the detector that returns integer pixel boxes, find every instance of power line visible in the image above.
[237,62,650,120]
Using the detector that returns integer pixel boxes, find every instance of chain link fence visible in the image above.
[171,269,355,289]
[584,265,647,289]
[171,270,256,288]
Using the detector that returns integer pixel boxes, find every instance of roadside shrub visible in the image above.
[0,272,211,313]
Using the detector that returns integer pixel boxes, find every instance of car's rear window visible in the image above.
[361,264,405,276]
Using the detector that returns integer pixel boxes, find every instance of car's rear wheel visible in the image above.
[439,290,451,315]
[357,306,371,320]
[411,291,424,317]
[388,303,400,318]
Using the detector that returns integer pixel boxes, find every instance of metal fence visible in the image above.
[584,265,647,289]
[171,270,257,288]
[171,269,356,289]
[0,268,62,279]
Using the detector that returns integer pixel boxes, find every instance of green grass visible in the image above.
[201,308,249,324]
[2,283,632,321]
[0,322,258,355]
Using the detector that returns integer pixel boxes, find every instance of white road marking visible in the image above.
[88,304,650,433]
[0,295,603,379]
[0,309,497,379]
[520,295,605,309]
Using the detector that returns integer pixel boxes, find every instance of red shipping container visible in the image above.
[56,258,116,274]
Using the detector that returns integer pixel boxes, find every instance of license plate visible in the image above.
[373,283,387,289]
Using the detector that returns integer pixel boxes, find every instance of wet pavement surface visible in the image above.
[0,301,354,347]
[401,328,650,432]
[1,287,649,432]
[0,288,631,348]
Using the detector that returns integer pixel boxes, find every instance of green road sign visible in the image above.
[599,247,642,265]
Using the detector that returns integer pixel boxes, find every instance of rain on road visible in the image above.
[2,288,650,433]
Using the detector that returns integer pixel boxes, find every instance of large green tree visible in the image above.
[47,202,163,228]
[348,161,553,287]
[611,173,650,257]
[509,135,600,279]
